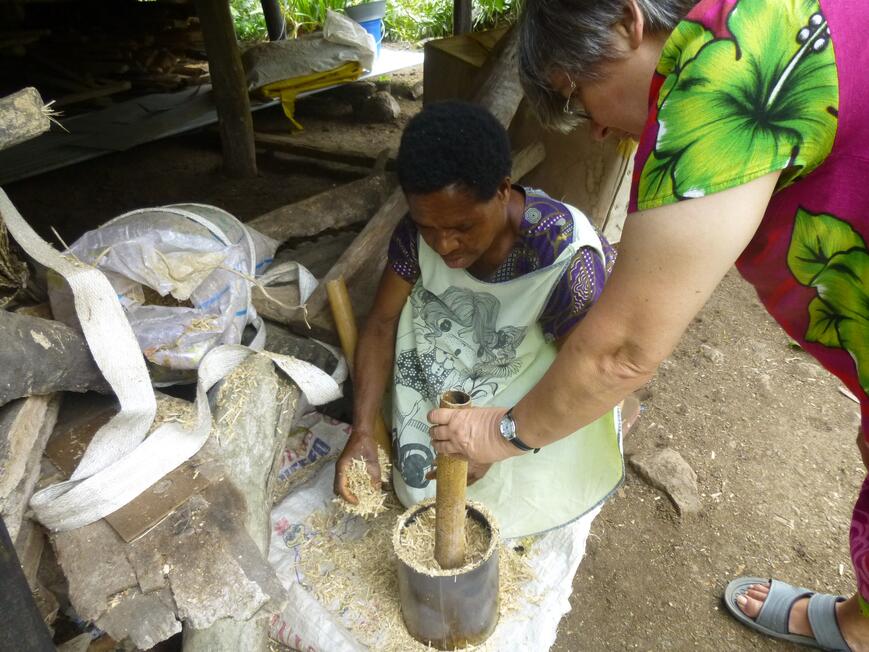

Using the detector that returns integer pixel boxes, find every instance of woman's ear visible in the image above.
[616,0,645,50]
[498,177,512,202]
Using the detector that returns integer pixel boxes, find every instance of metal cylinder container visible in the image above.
[394,500,500,649]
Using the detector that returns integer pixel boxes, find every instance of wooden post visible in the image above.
[325,277,392,457]
[434,390,471,570]
[194,0,257,178]
[453,0,472,35]
[260,0,286,41]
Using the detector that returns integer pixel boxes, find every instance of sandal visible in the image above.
[724,576,853,651]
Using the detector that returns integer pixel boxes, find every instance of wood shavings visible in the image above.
[152,395,196,430]
[290,497,537,652]
[215,363,259,437]
[395,503,492,574]
[335,453,391,518]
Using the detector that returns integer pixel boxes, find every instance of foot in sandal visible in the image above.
[725,576,869,651]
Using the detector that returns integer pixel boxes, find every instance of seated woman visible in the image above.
[334,100,625,538]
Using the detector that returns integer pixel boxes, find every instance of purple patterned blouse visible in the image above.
[387,186,616,341]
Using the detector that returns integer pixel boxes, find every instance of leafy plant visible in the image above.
[231,0,518,45]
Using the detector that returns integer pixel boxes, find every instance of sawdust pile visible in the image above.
[395,506,493,573]
[293,499,535,652]
[335,447,392,518]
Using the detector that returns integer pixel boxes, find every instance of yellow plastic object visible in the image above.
[260,61,364,130]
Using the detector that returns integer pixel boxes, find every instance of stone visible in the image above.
[699,344,724,365]
[410,80,424,100]
[356,91,401,123]
[629,448,701,515]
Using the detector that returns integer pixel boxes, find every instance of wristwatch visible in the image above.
[498,409,540,453]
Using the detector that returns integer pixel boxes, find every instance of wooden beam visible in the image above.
[194,0,257,178]
[453,0,472,35]
[246,173,395,244]
[255,132,396,170]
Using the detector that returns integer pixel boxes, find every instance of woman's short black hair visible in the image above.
[397,100,512,202]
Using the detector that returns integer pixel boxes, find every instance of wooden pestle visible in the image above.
[325,277,392,456]
[434,390,471,569]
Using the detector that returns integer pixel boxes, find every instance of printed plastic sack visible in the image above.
[48,203,278,377]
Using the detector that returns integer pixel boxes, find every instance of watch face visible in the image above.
[499,415,514,440]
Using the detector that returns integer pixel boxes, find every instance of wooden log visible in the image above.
[434,391,471,569]
[194,0,257,178]
[453,0,472,35]
[246,173,395,244]
[0,88,51,152]
[182,354,299,652]
[0,311,109,407]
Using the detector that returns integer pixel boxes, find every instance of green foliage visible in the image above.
[230,0,518,45]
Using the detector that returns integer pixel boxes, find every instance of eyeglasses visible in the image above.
[562,76,592,121]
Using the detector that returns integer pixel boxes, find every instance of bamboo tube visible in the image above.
[325,277,392,456]
[434,390,471,569]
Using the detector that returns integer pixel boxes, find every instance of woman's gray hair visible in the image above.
[519,0,695,131]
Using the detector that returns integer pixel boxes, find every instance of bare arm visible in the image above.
[429,171,781,461]
[334,266,412,501]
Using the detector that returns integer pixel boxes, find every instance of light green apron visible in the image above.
[391,205,624,538]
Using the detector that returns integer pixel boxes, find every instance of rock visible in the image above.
[699,344,724,364]
[410,80,424,100]
[797,361,824,380]
[629,448,701,515]
[330,80,376,109]
[356,91,401,123]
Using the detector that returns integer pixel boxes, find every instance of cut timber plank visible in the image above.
[246,173,395,244]
[0,310,110,407]
[0,394,62,543]
[45,394,212,543]
[53,82,133,108]
[255,132,396,170]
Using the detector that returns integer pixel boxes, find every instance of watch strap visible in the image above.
[504,409,540,454]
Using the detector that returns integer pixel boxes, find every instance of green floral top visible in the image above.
[631,0,839,212]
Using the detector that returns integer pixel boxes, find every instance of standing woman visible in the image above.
[428,0,869,649]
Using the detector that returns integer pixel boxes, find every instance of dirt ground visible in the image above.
[5,63,865,651]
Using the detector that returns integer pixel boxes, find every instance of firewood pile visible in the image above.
[0,0,209,113]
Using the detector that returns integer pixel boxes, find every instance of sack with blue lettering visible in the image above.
[47,203,278,382]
